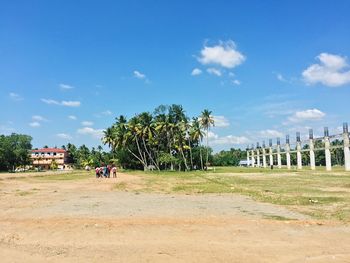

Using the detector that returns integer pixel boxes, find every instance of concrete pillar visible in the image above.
[324,127,332,171]
[269,149,273,167]
[296,132,302,170]
[286,135,291,170]
[277,138,281,169]
[310,142,316,170]
[343,123,350,171]
[262,145,267,168]
[251,149,255,168]
[247,148,250,167]
[269,139,273,167]
[256,143,260,168]
[309,129,316,170]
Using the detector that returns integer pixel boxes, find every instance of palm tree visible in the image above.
[102,127,115,149]
[139,112,159,170]
[200,109,214,169]
[190,117,204,170]
[127,116,148,169]
[155,114,175,170]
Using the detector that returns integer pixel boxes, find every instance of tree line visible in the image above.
[102,104,215,171]
[0,133,32,171]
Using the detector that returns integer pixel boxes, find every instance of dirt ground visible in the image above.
[1,171,350,262]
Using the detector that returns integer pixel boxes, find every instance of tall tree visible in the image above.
[200,109,215,169]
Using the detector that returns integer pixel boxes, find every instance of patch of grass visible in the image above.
[263,214,295,221]
[113,182,127,191]
[123,167,350,221]
[33,171,92,181]
[16,190,32,196]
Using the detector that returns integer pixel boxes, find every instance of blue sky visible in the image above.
[1,0,350,151]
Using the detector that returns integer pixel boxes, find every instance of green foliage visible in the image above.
[213,148,246,166]
[0,133,32,171]
[63,143,112,168]
[50,160,58,170]
[102,104,216,171]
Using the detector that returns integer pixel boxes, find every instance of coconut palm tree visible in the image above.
[190,117,204,170]
[200,109,214,169]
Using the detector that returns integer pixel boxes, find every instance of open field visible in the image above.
[1,168,350,262]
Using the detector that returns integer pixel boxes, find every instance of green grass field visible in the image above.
[120,166,350,221]
[22,166,350,221]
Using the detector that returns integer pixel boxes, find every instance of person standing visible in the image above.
[103,165,108,178]
[112,166,117,178]
[95,166,100,178]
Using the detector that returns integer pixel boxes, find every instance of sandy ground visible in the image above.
[1,172,350,262]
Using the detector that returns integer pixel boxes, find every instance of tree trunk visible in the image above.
[142,138,159,170]
[180,148,189,171]
[206,128,209,169]
[199,146,203,170]
[188,138,193,170]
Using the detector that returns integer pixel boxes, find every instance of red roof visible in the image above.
[32,148,66,153]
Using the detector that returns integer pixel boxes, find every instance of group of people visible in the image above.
[95,164,117,178]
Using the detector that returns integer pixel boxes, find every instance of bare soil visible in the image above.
[1,171,350,262]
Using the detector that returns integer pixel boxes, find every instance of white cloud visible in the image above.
[77,127,104,139]
[198,40,245,68]
[232,79,241,85]
[258,129,283,138]
[41,98,60,105]
[9,92,23,101]
[0,124,15,134]
[276,73,287,82]
[133,70,146,79]
[102,110,112,116]
[32,115,47,122]
[56,133,72,139]
[213,116,230,128]
[81,121,94,126]
[207,68,222,76]
[41,99,81,107]
[191,68,202,76]
[302,53,350,87]
[68,115,77,120]
[208,132,250,146]
[29,121,40,127]
[59,83,75,90]
[61,101,81,107]
[287,109,326,123]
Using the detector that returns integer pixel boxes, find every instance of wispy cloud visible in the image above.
[9,92,23,101]
[102,110,112,116]
[68,115,77,120]
[191,68,202,76]
[32,115,48,122]
[29,121,41,128]
[257,129,283,138]
[208,131,250,146]
[81,121,94,126]
[213,116,230,127]
[56,133,72,139]
[232,79,241,85]
[77,127,104,139]
[207,68,222,76]
[41,98,81,107]
[61,101,81,107]
[133,70,150,83]
[59,83,75,90]
[133,70,146,79]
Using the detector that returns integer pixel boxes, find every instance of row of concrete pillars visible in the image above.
[247,123,350,171]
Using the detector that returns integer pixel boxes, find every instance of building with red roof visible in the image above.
[31,147,69,170]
